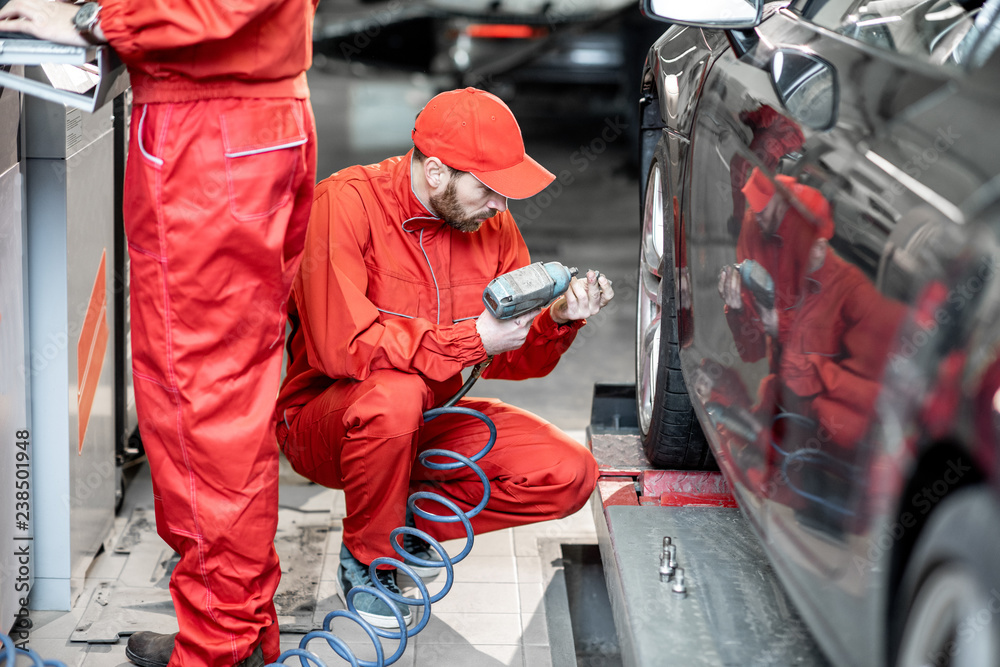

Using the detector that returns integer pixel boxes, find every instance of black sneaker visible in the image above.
[401,531,444,580]
[336,542,412,629]
[402,506,444,580]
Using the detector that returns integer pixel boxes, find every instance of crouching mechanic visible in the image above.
[275,87,610,628]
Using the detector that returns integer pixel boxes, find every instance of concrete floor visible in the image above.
[22,65,640,666]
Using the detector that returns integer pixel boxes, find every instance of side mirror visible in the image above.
[770,49,839,131]
[641,0,763,29]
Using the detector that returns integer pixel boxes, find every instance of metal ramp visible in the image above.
[588,385,831,667]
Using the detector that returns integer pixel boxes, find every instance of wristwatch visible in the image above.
[72,2,103,45]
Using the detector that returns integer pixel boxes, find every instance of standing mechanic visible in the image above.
[276,87,609,628]
[0,0,318,665]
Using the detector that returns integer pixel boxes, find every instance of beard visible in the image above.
[430,177,498,233]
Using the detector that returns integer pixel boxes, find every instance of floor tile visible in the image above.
[442,529,513,557]
[520,612,549,646]
[417,612,522,645]
[429,582,520,615]
[19,640,89,667]
[415,643,521,667]
[79,642,131,667]
[445,555,517,583]
[517,582,545,615]
[24,609,88,639]
[291,626,417,667]
[524,644,555,667]
[516,556,543,584]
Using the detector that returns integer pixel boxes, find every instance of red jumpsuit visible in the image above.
[778,252,907,449]
[725,199,820,363]
[275,151,599,567]
[99,1,318,663]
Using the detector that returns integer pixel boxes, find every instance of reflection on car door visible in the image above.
[679,6,975,661]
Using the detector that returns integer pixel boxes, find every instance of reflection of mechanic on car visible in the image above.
[714,169,907,501]
[718,168,823,363]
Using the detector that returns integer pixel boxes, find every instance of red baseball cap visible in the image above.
[412,88,555,200]
[741,168,775,213]
[742,169,834,238]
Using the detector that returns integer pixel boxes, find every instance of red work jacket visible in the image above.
[276,151,584,428]
[777,251,906,447]
[726,204,819,363]
[99,0,317,102]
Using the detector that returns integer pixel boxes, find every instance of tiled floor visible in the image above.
[27,431,597,667]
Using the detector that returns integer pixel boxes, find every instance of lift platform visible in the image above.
[587,385,831,667]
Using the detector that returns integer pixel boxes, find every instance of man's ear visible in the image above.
[423,157,449,191]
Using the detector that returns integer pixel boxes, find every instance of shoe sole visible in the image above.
[400,561,441,580]
[336,575,413,629]
[124,645,168,667]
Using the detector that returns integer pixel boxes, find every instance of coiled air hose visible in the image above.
[272,358,495,666]
[0,361,496,667]
[770,411,857,516]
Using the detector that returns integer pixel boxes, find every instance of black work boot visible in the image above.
[125,631,175,667]
[236,645,264,667]
[126,631,264,667]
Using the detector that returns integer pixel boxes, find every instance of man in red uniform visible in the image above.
[0,1,318,665]
[276,88,609,628]
[719,168,828,364]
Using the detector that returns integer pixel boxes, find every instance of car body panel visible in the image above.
[642,1,1000,664]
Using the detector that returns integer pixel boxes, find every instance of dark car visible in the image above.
[634,0,1000,664]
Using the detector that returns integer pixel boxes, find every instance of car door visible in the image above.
[678,1,998,664]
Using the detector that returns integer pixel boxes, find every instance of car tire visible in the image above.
[891,486,1000,667]
[635,154,714,470]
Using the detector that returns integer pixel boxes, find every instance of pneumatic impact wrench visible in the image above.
[443,261,582,408]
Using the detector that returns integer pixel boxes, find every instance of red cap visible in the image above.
[412,88,555,199]
[742,169,834,239]
[741,168,775,213]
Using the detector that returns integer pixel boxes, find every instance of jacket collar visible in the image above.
[393,149,445,232]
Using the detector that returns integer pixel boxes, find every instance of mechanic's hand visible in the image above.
[476,307,542,355]
[550,270,614,324]
[0,0,97,47]
[760,306,778,338]
[718,265,743,310]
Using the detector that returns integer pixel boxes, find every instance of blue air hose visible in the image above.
[770,411,858,516]
[269,360,496,666]
[1,362,496,667]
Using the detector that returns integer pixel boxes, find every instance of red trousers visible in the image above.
[124,97,316,666]
[278,369,599,567]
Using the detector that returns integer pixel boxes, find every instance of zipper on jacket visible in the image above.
[417,228,442,324]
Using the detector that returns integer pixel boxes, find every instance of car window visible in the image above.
[788,0,1000,67]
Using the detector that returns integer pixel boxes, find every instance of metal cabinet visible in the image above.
[24,91,117,611]
[0,70,30,633]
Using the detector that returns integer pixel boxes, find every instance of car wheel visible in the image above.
[892,486,1000,667]
[635,157,713,470]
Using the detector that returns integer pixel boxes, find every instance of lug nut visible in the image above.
[672,567,687,597]
[659,554,674,582]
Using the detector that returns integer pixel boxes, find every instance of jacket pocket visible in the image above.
[221,100,307,221]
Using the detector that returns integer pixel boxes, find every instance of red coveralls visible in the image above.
[725,196,820,363]
[778,252,907,449]
[275,151,599,567]
[99,1,318,663]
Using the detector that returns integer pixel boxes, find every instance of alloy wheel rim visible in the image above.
[896,565,999,667]
[637,164,664,435]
